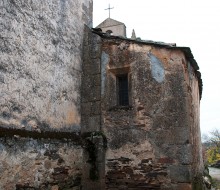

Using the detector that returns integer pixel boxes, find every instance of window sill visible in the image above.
[108,105,133,111]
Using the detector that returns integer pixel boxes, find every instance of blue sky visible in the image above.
[93,0,220,135]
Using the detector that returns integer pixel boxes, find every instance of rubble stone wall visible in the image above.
[100,39,203,189]
[0,137,83,190]
[0,0,92,189]
[0,1,204,188]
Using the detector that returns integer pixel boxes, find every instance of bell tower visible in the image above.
[96,18,127,37]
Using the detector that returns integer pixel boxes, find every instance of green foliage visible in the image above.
[203,129,220,166]
[207,147,220,165]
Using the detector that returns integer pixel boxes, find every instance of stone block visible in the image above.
[82,120,101,133]
[88,116,101,132]
[83,59,101,75]
[92,33,102,44]
[92,74,101,86]
[83,26,92,46]
[89,86,101,101]
[91,101,101,115]
[90,59,101,74]
[81,86,101,103]
[91,40,102,58]
[83,45,92,66]
[169,165,191,182]
[81,85,92,101]
[81,115,89,132]
[81,102,92,116]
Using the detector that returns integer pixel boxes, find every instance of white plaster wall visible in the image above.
[0,0,93,132]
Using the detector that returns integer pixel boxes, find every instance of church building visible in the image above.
[0,1,205,189]
[96,18,126,37]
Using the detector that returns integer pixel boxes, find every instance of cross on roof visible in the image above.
[105,4,114,18]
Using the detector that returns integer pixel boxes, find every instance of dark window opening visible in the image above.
[117,74,129,106]
[106,30,113,35]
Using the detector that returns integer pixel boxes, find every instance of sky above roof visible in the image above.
[93,0,220,136]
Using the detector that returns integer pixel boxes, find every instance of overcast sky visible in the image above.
[93,0,220,136]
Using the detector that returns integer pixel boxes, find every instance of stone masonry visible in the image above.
[0,0,204,189]
[98,35,203,189]
[0,0,92,132]
[0,0,92,189]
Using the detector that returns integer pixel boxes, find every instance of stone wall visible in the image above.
[0,1,204,188]
[185,62,204,188]
[0,0,92,132]
[0,0,92,189]
[100,38,203,189]
[0,137,82,190]
[81,26,106,190]
[81,26,102,133]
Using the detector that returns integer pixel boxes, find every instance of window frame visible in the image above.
[117,74,130,106]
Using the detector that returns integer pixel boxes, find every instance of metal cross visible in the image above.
[105,4,114,18]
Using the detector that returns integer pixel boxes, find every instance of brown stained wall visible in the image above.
[100,38,203,189]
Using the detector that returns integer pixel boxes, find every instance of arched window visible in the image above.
[106,30,113,35]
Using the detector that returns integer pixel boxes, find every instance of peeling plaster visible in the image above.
[101,51,110,95]
[147,53,165,83]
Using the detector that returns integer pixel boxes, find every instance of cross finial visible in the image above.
[105,4,114,18]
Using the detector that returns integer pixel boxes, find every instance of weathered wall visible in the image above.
[0,137,82,190]
[96,18,126,37]
[100,38,203,189]
[0,0,92,189]
[100,25,126,37]
[81,26,106,190]
[185,62,204,188]
[81,26,102,133]
[0,0,92,132]
[0,2,204,187]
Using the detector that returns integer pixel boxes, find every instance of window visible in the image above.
[106,30,113,35]
[117,74,129,106]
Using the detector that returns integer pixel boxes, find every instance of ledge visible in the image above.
[0,126,81,144]
[108,105,133,111]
